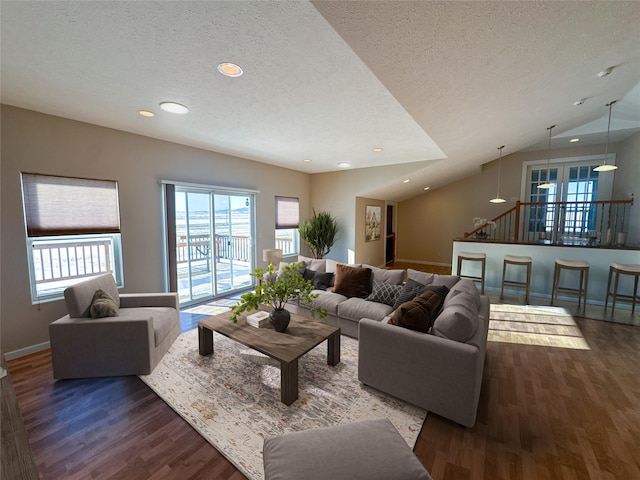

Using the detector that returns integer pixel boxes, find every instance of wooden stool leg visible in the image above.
[480,258,486,295]
[611,271,620,316]
[582,268,589,311]
[457,257,463,276]
[604,266,613,311]
[633,274,639,315]
[526,263,532,304]
[501,261,507,299]
[551,264,559,305]
[578,269,584,309]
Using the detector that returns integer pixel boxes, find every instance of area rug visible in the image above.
[489,303,590,350]
[139,328,426,480]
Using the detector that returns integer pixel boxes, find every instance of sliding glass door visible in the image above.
[175,187,255,305]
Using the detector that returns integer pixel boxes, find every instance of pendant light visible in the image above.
[594,101,618,172]
[537,125,556,189]
[490,145,506,203]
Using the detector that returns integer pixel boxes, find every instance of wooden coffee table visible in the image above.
[198,308,340,406]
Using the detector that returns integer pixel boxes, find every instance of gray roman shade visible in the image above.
[275,196,299,229]
[21,173,121,236]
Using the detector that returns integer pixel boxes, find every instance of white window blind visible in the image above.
[21,173,120,237]
[275,196,299,229]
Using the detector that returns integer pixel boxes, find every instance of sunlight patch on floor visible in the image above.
[488,304,590,350]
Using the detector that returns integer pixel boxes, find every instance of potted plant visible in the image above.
[230,262,327,332]
[298,210,339,259]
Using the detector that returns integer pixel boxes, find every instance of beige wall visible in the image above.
[354,196,385,266]
[310,163,421,263]
[613,131,640,245]
[396,136,639,265]
[0,106,311,354]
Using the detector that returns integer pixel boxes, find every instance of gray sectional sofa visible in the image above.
[285,257,490,427]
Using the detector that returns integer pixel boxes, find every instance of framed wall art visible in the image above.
[365,205,381,242]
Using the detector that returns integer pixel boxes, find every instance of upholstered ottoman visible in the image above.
[262,418,432,480]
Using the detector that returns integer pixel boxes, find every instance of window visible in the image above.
[275,196,299,256]
[523,156,612,239]
[21,173,124,303]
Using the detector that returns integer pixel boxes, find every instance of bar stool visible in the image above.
[605,263,640,315]
[551,259,589,309]
[456,252,486,294]
[501,255,533,304]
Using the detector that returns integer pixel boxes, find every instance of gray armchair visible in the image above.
[49,273,180,379]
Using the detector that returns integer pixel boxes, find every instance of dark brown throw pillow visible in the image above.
[332,264,372,298]
[89,289,119,318]
[389,290,445,332]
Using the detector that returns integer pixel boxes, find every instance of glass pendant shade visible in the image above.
[594,101,618,172]
[538,125,555,189]
[490,145,506,203]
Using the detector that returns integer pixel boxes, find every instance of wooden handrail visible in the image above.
[464,197,634,240]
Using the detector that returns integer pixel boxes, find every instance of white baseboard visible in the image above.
[5,341,50,361]
[396,258,452,268]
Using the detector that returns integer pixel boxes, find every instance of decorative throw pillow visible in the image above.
[392,278,430,310]
[388,289,446,332]
[332,264,372,298]
[304,268,334,290]
[89,289,119,318]
[366,281,403,307]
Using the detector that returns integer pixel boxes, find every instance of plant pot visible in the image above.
[269,308,290,333]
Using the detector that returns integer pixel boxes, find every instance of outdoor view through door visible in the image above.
[175,189,254,305]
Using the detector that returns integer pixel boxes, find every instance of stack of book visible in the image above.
[246,311,270,328]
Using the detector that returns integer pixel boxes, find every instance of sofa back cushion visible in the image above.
[432,305,478,342]
[64,273,120,318]
[363,265,405,285]
[332,264,372,298]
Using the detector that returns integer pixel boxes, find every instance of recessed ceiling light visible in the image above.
[373,147,383,152]
[403,179,410,184]
[597,66,614,78]
[423,187,430,191]
[138,110,155,117]
[217,62,243,77]
[159,102,189,114]
[570,138,580,143]
[337,162,351,168]
[303,158,312,163]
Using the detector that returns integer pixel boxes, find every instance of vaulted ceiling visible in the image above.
[2,1,639,201]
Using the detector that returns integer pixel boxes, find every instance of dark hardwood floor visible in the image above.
[6,262,640,479]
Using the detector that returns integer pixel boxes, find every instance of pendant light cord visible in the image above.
[496,145,504,197]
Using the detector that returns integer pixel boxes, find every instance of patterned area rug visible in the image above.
[139,328,426,480]
[489,303,590,350]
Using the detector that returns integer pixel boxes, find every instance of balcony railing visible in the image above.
[465,198,634,246]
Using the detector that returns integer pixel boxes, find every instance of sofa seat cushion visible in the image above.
[337,297,393,322]
[118,307,177,347]
[301,291,347,316]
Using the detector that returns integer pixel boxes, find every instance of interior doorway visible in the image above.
[385,203,396,264]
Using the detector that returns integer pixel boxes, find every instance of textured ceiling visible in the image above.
[1,1,639,201]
